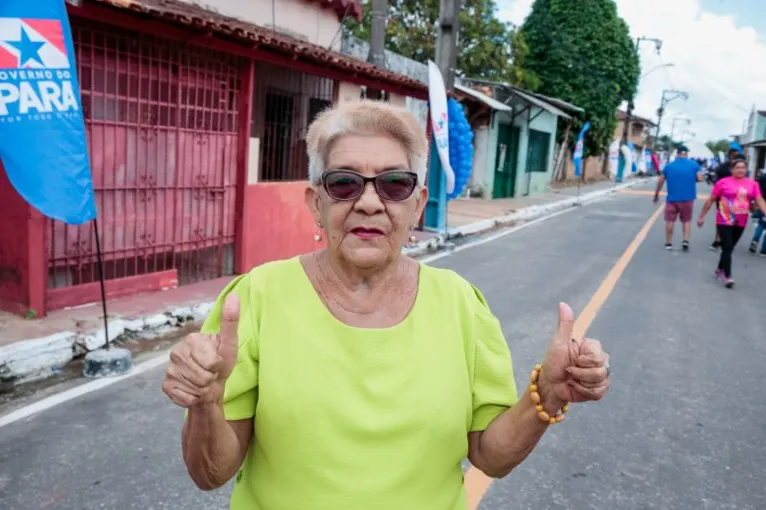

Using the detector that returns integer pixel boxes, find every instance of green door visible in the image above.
[523,129,551,195]
[492,125,520,198]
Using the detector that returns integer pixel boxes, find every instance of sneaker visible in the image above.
[725,278,735,289]
[665,243,673,251]
[714,269,726,282]
[750,241,758,254]
[759,252,766,258]
[682,241,689,252]
[710,244,721,252]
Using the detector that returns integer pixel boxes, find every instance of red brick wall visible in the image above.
[561,150,607,181]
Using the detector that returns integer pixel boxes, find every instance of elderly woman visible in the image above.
[162,101,611,509]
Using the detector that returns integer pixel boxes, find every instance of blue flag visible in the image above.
[627,141,637,173]
[0,1,96,225]
[573,121,590,178]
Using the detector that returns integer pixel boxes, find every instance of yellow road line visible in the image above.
[464,204,665,508]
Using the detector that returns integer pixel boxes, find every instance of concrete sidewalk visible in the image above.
[404,177,650,256]
[0,177,650,385]
[447,180,620,228]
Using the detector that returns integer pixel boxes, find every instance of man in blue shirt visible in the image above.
[653,145,703,251]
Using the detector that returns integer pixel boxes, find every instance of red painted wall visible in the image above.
[241,181,324,269]
[0,164,30,314]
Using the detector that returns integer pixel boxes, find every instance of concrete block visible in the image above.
[144,313,171,329]
[77,319,128,352]
[170,306,194,322]
[141,324,177,340]
[0,332,76,382]
[191,302,214,322]
[83,347,133,378]
[122,319,145,332]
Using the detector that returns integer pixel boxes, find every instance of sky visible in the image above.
[495,0,766,143]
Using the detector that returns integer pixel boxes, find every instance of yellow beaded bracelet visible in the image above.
[529,364,568,425]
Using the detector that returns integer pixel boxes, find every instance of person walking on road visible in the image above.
[748,168,766,256]
[698,158,766,288]
[710,145,744,251]
[653,145,702,251]
[161,102,612,510]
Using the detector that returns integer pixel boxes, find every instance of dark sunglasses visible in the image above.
[321,170,418,202]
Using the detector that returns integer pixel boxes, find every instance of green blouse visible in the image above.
[201,257,517,510]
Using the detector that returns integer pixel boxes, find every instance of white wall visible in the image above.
[337,82,362,104]
[389,93,407,108]
[182,0,342,50]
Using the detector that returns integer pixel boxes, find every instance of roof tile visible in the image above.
[89,0,425,95]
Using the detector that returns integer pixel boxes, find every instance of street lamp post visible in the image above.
[654,89,690,150]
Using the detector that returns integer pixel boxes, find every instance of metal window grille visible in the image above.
[251,62,335,182]
[48,21,244,290]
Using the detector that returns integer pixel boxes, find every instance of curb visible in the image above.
[0,302,214,384]
[0,178,651,385]
[403,178,651,257]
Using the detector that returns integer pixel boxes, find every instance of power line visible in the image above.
[658,53,675,89]
[668,60,751,114]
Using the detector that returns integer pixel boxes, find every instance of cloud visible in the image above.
[496,0,533,28]
[495,0,766,142]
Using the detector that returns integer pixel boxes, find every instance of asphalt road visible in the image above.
[1,183,765,510]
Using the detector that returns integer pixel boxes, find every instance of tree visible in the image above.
[706,139,730,155]
[521,0,640,155]
[344,0,538,88]
[653,134,679,152]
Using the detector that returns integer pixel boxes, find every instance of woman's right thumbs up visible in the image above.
[162,294,240,409]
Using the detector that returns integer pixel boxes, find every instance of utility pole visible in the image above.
[367,0,388,69]
[617,36,662,182]
[620,36,663,151]
[435,0,461,91]
[654,89,690,150]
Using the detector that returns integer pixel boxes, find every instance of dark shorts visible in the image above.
[665,200,694,222]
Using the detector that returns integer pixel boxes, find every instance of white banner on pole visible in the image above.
[427,61,455,194]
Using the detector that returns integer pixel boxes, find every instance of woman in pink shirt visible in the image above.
[698,158,766,288]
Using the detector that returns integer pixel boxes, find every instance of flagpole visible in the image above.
[93,219,110,350]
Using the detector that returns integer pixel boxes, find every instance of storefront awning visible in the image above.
[528,91,584,116]
[506,86,571,120]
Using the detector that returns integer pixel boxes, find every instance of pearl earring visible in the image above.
[409,224,417,244]
[314,222,322,242]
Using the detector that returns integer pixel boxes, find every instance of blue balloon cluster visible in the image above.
[446,98,474,200]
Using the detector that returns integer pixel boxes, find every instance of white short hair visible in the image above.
[306,100,428,186]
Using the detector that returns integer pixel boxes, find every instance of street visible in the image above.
[1,184,765,510]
